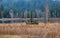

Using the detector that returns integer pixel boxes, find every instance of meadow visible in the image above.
[0,23,60,38]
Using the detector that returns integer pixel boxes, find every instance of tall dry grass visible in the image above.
[0,23,60,38]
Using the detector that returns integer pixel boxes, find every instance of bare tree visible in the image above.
[44,1,49,23]
[24,10,28,23]
[9,9,14,23]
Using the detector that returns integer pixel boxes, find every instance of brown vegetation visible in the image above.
[0,23,60,38]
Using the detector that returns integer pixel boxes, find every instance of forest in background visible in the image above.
[0,0,60,18]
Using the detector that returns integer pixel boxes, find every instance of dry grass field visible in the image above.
[0,23,60,38]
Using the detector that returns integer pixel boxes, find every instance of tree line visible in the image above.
[0,4,60,18]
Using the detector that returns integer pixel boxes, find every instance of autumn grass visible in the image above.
[0,23,60,38]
